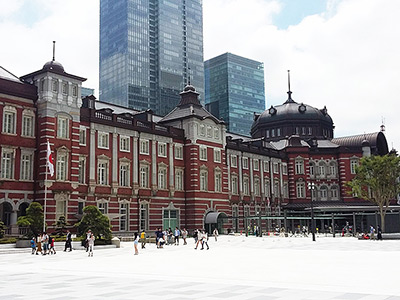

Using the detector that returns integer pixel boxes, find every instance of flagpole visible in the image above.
[43,140,48,233]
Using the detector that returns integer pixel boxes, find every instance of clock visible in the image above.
[269,106,277,115]
[298,103,306,113]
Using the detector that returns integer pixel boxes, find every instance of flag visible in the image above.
[47,140,54,177]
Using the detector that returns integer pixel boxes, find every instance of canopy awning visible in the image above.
[205,212,223,224]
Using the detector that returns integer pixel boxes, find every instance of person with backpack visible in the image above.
[30,237,36,255]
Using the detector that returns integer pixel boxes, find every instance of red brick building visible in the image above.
[0,60,392,236]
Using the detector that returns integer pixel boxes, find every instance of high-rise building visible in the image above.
[205,53,265,136]
[99,0,204,116]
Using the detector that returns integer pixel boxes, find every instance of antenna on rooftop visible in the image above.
[52,41,56,61]
[286,70,294,102]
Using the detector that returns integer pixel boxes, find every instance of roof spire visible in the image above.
[188,67,191,85]
[52,41,56,61]
[285,70,295,103]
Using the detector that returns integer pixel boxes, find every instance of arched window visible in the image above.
[319,186,328,200]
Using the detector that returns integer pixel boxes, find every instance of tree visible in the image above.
[75,206,112,240]
[347,154,400,232]
[16,202,44,238]
[0,220,7,239]
[53,215,70,236]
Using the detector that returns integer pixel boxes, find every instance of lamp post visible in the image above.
[307,182,316,242]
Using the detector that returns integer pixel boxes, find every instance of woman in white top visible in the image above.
[134,232,139,255]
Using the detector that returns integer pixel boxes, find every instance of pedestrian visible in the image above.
[182,228,188,245]
[195,229,202,250]
[193,229,198,244]
[174,227,180,245]
[369,225,375,240]
[86,229,92,252]
[134,232,139,255]
[64,230,72,252]
[201,230,209,250]
[140,230,146,249]
[377,225,383,240]
[30,236,36,255]
[168,228,173,245]
[49,235,56,255]
[36,234,42,255]
[213,228,219,241]
[42,232,49,255]
[88,233,95,257]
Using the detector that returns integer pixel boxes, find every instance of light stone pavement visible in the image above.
[1,235,400,300]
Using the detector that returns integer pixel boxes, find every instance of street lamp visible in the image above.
[307,182,316,242]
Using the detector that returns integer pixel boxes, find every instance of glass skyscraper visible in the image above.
[205,53,265,136]
[100,0,204,116]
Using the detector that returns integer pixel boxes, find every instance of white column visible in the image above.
[133,137,138,187]
[169,143,174,189]
[89,126,96,184]
[152,139,157,189]
[112,132,118,192]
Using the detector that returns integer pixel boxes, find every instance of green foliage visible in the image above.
[52,215,70,236]
[0,220,6,239]
[0,237,17,244]
[17,202,44,238]
[347,154,400,231]
[75,205,112,240]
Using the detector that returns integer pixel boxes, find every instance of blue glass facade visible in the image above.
[205,53,265,136]
[100,0,204,116]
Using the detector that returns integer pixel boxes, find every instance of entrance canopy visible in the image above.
[205,212,225,224]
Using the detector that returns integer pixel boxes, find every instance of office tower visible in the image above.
[99,0,204,116]
[205,53,265,136]
[81,87,95,98]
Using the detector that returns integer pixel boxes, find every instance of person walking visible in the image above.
[195,229,202,250]
[64,230,72,252]
[140,230,146,249]
[193,229,198,244]
[134,232,139,255]
[213,228,219,241]
[85,229,92,252]
[42,232,49,255]
[88,232,95,257]
[182,228,188,245]
[370,225,375,240]
[49,235,56,255]
[174,227,180,245]
[30,237,36,255]
[201,230,209,250]
[377,225,383,240]
[36,234,42,255]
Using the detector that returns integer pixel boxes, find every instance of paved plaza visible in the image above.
[1,235,400,300]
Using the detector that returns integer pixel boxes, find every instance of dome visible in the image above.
[42,60,65,73]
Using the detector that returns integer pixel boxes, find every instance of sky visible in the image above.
[0,0,399,150]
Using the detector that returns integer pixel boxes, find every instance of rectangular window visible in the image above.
[350,159,358,174]
[98,202,108,214]
[62,83,68,94]
[231,176,238,194]
[78,202,84,215]
[56,152,68,181]
[120,164,129,187]
[243,157,248,169]
[283,182,289,198]
[1,149,14,179]
[253,159,259,171]
[52,80,58,92]
[243,177,249,195]
[175,145,183,159]
[20,153,33,180]
[158,142,167,157]
[22,115,34,137]
[273,162,279,174]
[98,160,109,185]
[140,203,149,231]
[56,199,66,221]
[78,157,85,184]
[231,155,237,168]
[214,149,221,163]
[98,132,109,149]
[215,172,222,192]
[163,209,179,229]
[265,179,271,197]
[214,128,220,139]
[200,170,208,191]
[140,140,149,155]
[140,165,149,188]
[254,179,260,196]
[79,128,86,146]
[72,85,78,97]
[199,146,207,161]
[264,161,269,172]
[158,167,167,189]
[175,169,184,190]
[120,136,130,152]
[282,163,288,175]
[57,117,68,139]
[3,111,16,134]
[296,182,305,198]
[295,160,304,174]
[120,203,128,231]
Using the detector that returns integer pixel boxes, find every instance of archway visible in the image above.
[204,212,227,234]
[0,202,13,226]
[18,202,29,218]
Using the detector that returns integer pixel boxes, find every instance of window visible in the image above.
[207,126,212,138]
[264,161,269,172]
[20,152,33,181]
[140,165,149,188]
[98,160,109,185]
[199,146,207,160]
[140,202,149,231]
[120,136,130,152]
[163,209,179,229]
[52,80,58,92]
[120,203,128,231]
[214,149,221,163]
[22,112,34,137]
[231,155,237,168]
[309,162,315,176]
[72,85,78,97]
[283,182,289,198]
[296,182,306,198]
[215,171,222,192]
[318,162,326,177]
[140,139,149,154]
[98,132,109,149]
[273,162,279,174]
[274,182,280,197]
[254,178,261,196]
[266,130,270,138]
[277,128,281,136]
[158,167,167,189]
[57,116,69,139]
[79,128,86,146]
[175,145,183,159]
[2,106,16,134]
[243,177,249,195]
[158,142,167,157]
[329,162,337,177]
[214,128,220,139]
[199,124,205,136]
[253,159,259,171]
[308,127,312,135]
[282,163,288,175]
[98,202,108,214]
[1,148,14,179]
[231,176,238,194]
[265,179,271,197]
[55,197,67,221]
[120,163,130,187]
[175,169,184,191]
[330,186,339,200]
[199,169,208,191]
[271,129,275,137]
[295,159,304,174]
[320,186,328,200]
[243,157,249,169]
[78,202,84,215]
[78,157,85,184]
[350,159,358,174]
[62,83,68,94]
[56,151,68,181]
